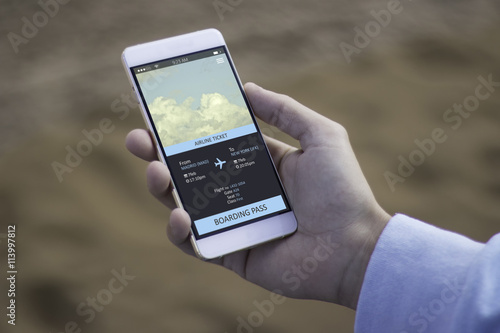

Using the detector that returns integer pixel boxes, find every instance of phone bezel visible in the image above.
[121,28,297,259]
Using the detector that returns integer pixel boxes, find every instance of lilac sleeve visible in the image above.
[355,214,500,333]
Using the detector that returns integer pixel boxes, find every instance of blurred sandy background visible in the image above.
[1,0,500,332]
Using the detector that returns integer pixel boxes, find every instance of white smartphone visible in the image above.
[121,28,297,259]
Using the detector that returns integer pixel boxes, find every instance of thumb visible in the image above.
[244,82,337,149]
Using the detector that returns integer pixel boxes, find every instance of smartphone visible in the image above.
[121,28,297,259]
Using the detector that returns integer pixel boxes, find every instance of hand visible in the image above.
[125,83,391,309]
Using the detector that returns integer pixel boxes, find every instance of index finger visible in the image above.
[125,129,158,162]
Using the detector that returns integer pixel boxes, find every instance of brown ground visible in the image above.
[1,0,500,332]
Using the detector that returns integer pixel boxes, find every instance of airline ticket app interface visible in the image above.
[133,47,290,238]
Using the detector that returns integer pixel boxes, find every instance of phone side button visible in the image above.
[131,89,139,104]
[155,144,166,163]
[171,188,182,208]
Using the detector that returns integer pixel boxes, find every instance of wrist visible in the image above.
[338,208,391,309]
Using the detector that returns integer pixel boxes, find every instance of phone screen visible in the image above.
[131,47,291,239]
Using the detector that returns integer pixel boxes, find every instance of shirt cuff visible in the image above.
[354,214,483,333]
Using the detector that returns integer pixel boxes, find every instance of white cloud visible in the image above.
[149,93,253,146]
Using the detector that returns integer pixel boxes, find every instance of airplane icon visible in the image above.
[214,158,226,169]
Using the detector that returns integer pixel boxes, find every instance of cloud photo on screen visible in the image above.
[149,92,253,147]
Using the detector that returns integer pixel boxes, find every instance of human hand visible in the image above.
[125,83,390,309]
